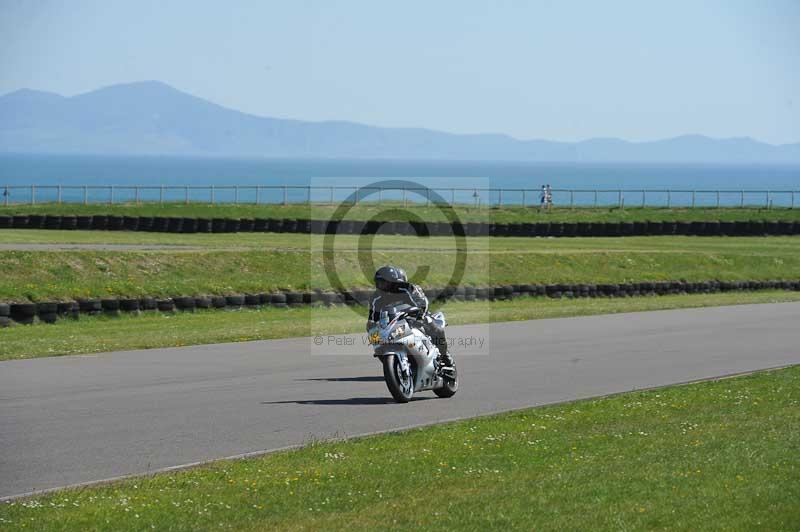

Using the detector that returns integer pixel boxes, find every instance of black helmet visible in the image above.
[374,265,408,292]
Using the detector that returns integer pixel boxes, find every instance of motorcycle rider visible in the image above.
[367,265,454,369]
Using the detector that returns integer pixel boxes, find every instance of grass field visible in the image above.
[1,232,799,301]
[2,291,799,361]
[3,202,800,223]
[2,364,797,530]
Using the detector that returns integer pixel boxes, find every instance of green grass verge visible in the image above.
[2,291,799,361]
[1,232,799,301]
[2,364,797,531]
[3,202,800,223]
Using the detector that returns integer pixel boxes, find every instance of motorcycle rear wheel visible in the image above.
[433,360,458,398]
[382,354,414,403]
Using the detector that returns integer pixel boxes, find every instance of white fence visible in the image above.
[2,185,798,208]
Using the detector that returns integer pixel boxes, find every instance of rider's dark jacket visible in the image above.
[366,283,449,357]
[367,283,428,325]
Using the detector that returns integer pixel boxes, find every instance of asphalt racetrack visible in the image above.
[2,303,799,499]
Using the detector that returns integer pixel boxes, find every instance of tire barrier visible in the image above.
[12,215,29,229]
[37,301,58,323]
[107,215,124,231]
[122,216,140,231]
[28,214,45,229]
[10,303,37,325]
[173,296,196,311]
[269,292,287,307]
[196,218,212,233]
[43,215,63,230]
[76,215,92,230]
[0,214,800,237]
[211,218,227,233]
[152,217,169,232]
[140,297,158,311]
[0,303,11,320]
[156,299,175,312]
[91,215,108,230]
[101,298,120,316]
[4,278,799,325]
[166,218,183,233]
[60,215,78,230]
[282,219,298,233]
[239,219,254,233]
[222,219,239,233]
[120,298,140,312]
[78,298,102,315]
[181,217,198,233]
[253,218,269,232]
[224,294,245,308]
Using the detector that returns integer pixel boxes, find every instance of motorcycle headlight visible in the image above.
[389,325,405,340]
[369,331,380,345]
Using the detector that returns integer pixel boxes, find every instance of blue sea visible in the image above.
[1,154,798,207]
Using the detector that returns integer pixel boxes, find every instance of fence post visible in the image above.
[498,189,502,207]
[31,185,35,205]
[110,186,114,205]
[307,185,311,204]
[642,190,646,208]
[716,190,720,208]
[740,190,744,208]
[159,186,164,204]
[283,186,287,206]
[570,190,574,208]
[766,191,770,209]
[667,190,671,208]
[256,186,261,205]
[792,192,795,209]
[57,185,62,204]
[522,189,526,207]
[83,186,88,205]
[329,186,334,205]
[617,190,622,208]
[594,190,598,207]
[211,185,215,205]
[691,191,695,208]
[135,186,140,205]
[185,186,189,205]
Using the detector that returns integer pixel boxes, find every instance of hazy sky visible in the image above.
[1,0,799,144]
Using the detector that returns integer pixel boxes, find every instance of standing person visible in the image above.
[545,184,553,210]
[539,185,547,211]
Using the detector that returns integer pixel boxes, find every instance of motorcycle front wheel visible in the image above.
[382,354,414,403]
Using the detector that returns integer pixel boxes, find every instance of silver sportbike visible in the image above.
[368,303,458,403]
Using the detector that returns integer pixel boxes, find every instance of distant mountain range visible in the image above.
[1,81,799,163]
